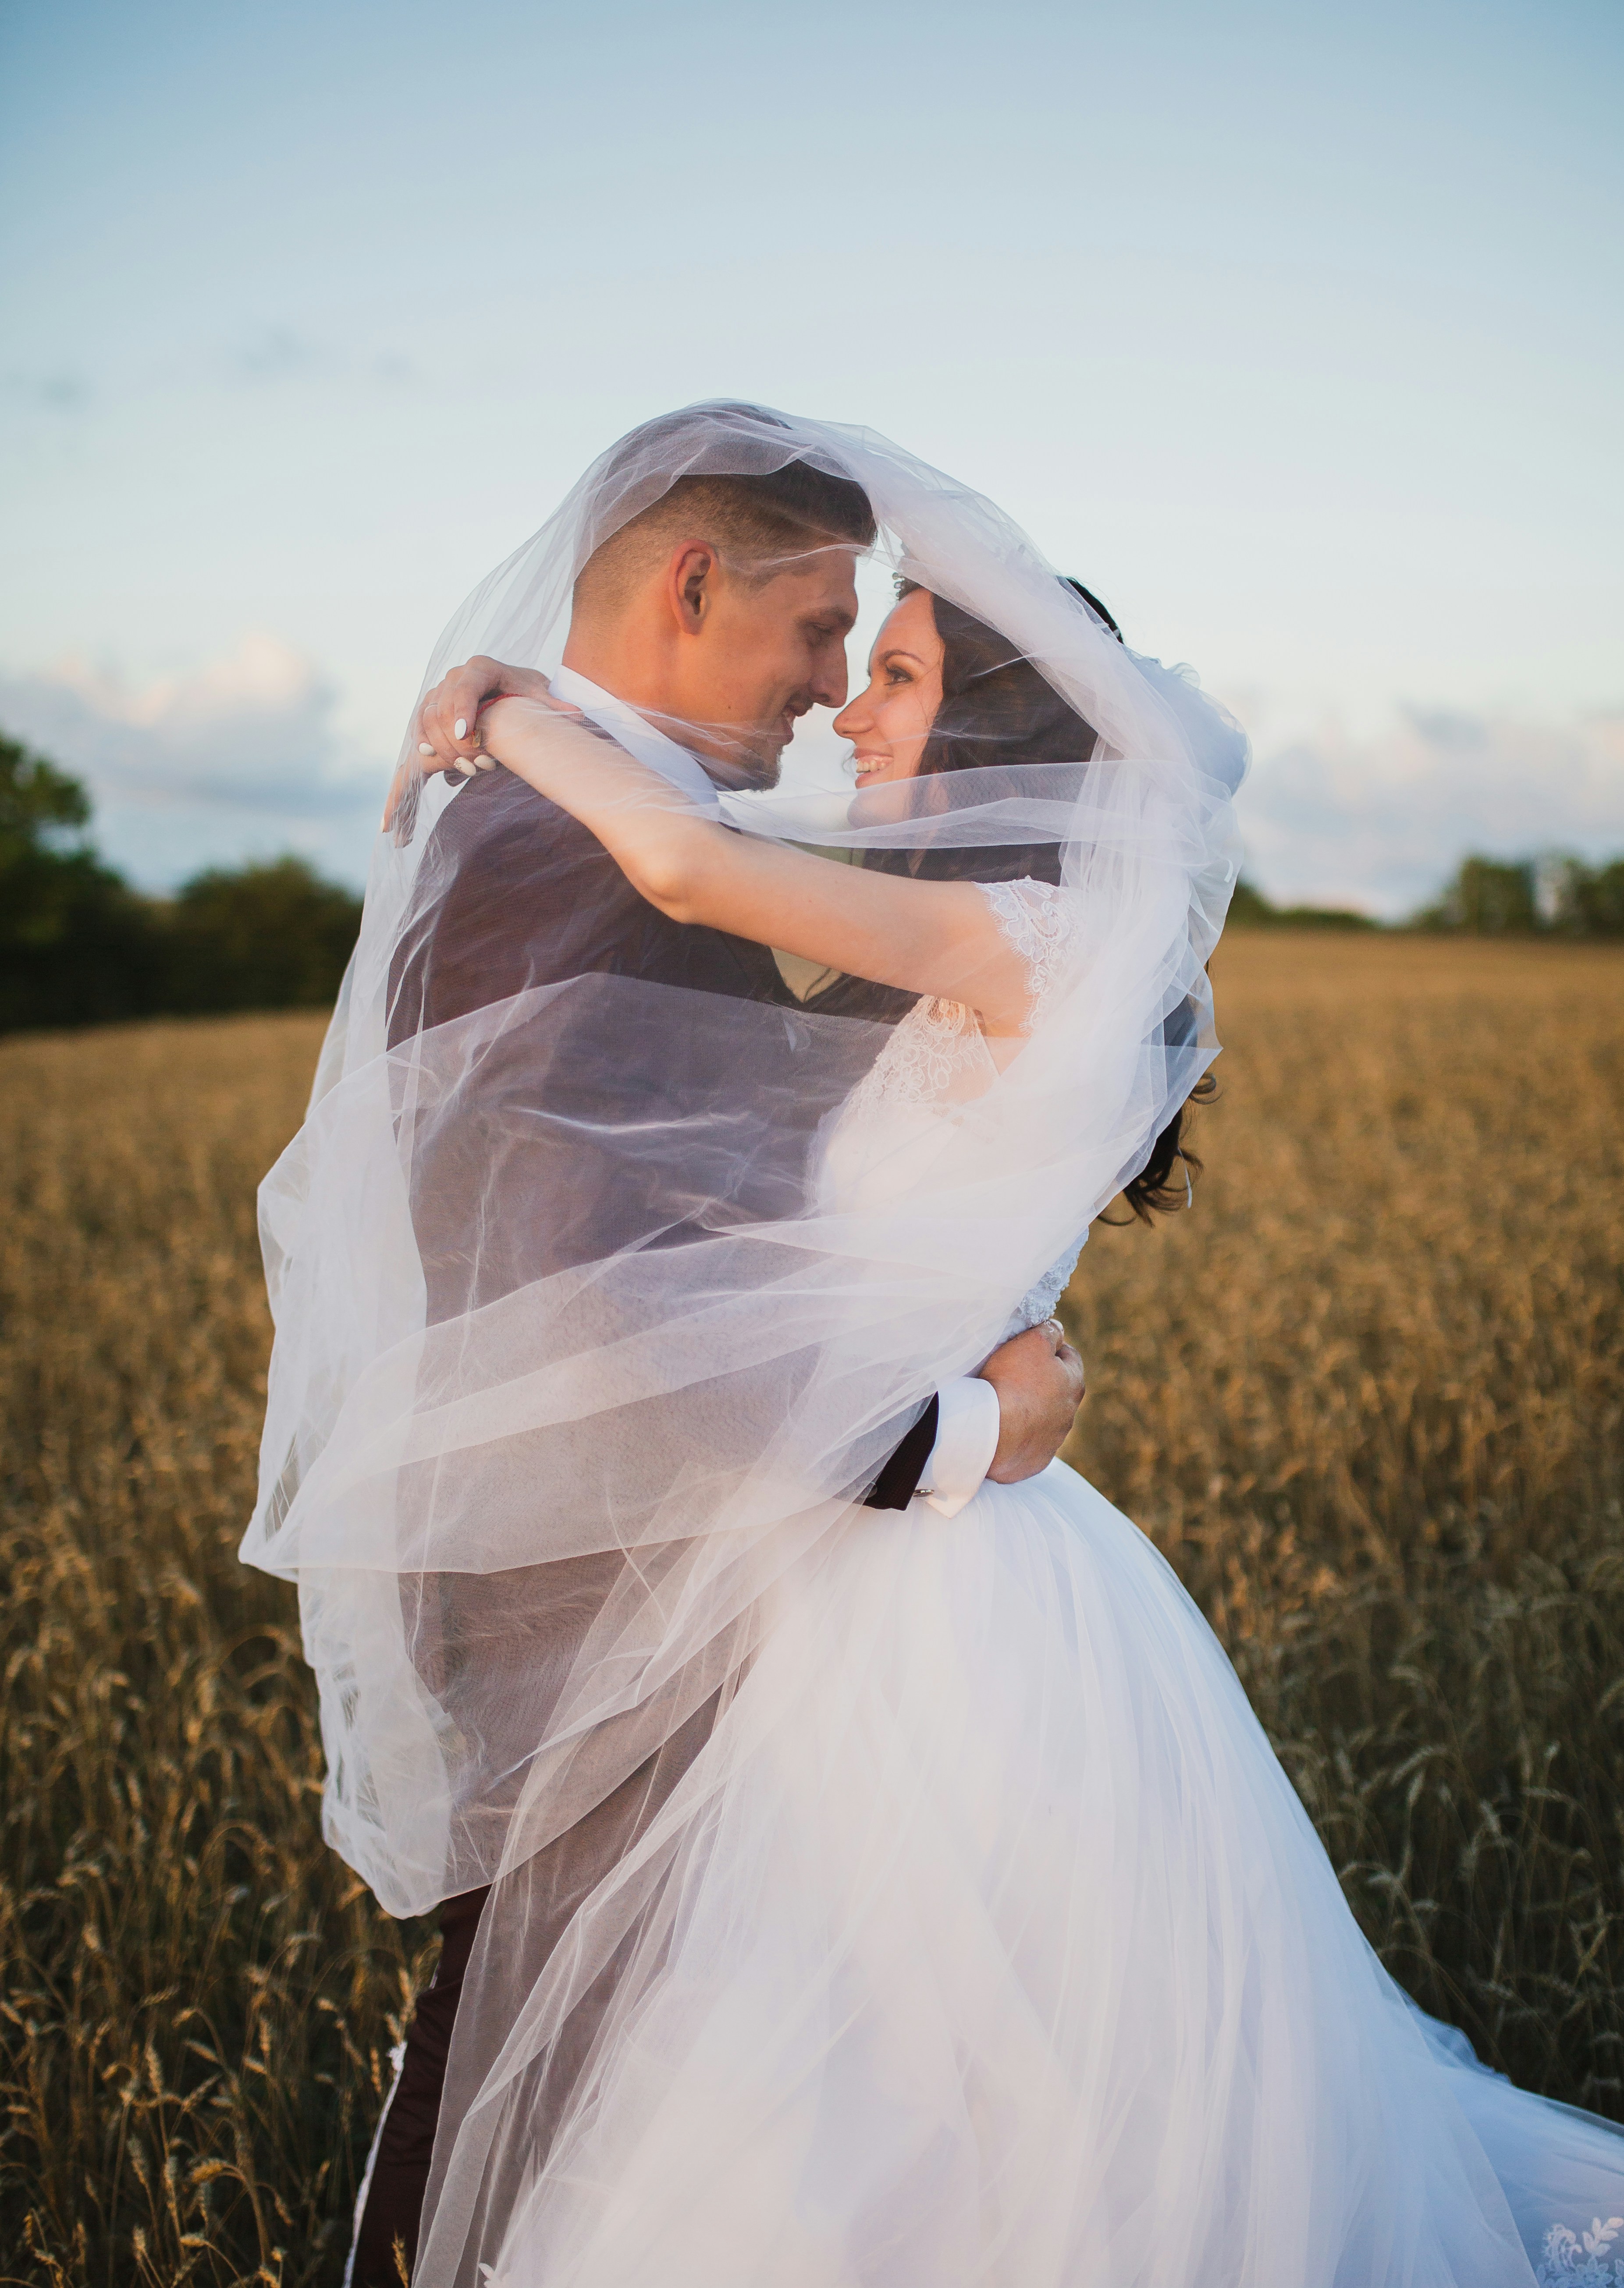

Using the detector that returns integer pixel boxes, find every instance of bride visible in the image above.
[427,590,1624,2287]
[249,405,1624,2285]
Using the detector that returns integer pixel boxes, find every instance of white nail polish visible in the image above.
[419,743,434,756]
[454,718,467,740]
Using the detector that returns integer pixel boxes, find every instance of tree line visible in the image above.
[1233,854,1624,936]
[3,728,1620,1033]
[2,731,363,1034]
[1414,852,1624,936]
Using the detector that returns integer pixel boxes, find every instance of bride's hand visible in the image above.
[384,668,582,827]
[415,654,552,773]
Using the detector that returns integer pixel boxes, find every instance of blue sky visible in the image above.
[2,0,1619,911]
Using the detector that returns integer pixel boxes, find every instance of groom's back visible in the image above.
[389,767,784,1031]
[387,769,834,1323]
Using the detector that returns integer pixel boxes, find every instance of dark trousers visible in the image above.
[348,1421,934,2283]
[349,1885,489,2288]
[345,1696,721,2284]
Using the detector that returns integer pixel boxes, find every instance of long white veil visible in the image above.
[241,404,1245,2280]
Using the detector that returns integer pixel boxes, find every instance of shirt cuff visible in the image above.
[917,1375,1000,1517]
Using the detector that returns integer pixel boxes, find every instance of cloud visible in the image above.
[1238,706,1624,919]
[229,324,318,382]
[7,640,1618,917]
[222,330,419,388]
[3,369,91,412]
[0,636,384,888]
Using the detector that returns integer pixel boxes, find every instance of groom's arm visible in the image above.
[864,1321,1085,1514]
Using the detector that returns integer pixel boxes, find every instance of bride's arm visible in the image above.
[477,697,1035,1033]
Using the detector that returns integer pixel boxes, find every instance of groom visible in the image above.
[353,407,1085,2282]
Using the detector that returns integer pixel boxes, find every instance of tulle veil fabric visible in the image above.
[240,405,1248,2277]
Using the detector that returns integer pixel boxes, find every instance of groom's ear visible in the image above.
[667,540,721,636]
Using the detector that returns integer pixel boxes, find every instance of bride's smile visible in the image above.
[834,585,944,787]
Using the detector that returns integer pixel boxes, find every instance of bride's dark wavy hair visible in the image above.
[892,579,1214,1223]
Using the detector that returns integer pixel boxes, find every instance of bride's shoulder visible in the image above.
[978,874,1067,925]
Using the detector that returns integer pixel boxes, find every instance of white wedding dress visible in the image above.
[484,878,1624,2287]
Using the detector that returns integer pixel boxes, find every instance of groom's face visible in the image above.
[673,546,860,786]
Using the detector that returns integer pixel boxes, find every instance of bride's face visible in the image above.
[832,590,944,788]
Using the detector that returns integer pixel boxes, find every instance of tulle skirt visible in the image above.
[487,1463,1624,2287]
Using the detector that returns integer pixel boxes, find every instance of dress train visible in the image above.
[489,1462,1624,2285]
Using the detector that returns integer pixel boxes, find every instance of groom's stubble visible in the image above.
[561,530,862,788]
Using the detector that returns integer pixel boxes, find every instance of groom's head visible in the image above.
[563,407,875,785]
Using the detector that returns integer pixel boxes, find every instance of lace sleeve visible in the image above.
[979,877,1080,1030]
[978,881,1089,1338]
[832,877,1080,1130]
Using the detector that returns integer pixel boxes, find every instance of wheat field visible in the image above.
[3,933,1621,2285]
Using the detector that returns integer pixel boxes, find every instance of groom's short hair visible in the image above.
[574,404,875,615]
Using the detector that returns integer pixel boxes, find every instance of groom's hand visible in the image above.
[979,1319,1085,1484]
[415,656,552,769]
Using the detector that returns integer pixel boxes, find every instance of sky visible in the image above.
[2,0,1619,914]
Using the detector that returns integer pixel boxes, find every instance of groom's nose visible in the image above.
[808,650,850,711]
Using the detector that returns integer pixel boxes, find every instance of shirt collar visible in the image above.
[549,665,723,819]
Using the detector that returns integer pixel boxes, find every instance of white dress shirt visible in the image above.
[545,666,1000,1517]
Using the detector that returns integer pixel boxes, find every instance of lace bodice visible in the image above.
[842,878,1078,1123]
[824,878,1086,1337]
